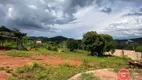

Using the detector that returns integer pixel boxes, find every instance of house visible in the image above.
[36,40,42,45]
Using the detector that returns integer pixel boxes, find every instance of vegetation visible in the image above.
[136,46,142,58]
[0,26,27,50]
[79,73,100,80]
[66,39,78,51]
[8,63,84,80]
[115,38,142,50]
[136,46,142,52]
[7,53,130,80]
[6,50,35,57]
[82,31,105,56]
[46,41,58,51]
[1,26,141,80]
[100,34,115,53]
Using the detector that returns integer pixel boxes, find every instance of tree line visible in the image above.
[66,31,115,56]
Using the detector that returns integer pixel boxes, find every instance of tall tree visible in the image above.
[12,28,27,50]
[82,31,105,56]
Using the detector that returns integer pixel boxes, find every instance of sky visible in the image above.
[0,0,142,39]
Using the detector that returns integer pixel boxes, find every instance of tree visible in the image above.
[136,46,142,59]
[12,28,27,50]
[100,34,115,54]
[82,31,105,56]
[77,40,83,50]
[66,39,78,51]
[0,26,27,50]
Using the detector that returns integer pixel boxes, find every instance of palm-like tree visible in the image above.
[0,26,27,50]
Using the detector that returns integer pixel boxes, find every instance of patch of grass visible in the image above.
[15,63,46,80]
[6,50,35,57]
[135,69,142,73]
[79,73,100,80]
[32,58,43,60]
[7,77,16,80]
[9,63,86,80]
[113,67,120,73]
[6,49,131,80]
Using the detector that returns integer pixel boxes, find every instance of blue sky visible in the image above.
[0,0,142,39]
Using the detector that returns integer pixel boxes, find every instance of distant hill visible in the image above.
[115,37,142,42]
[29,36,68,43]
[115,37,142,50]
[29,35,142,49]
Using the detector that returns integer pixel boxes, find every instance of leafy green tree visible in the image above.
[136,46,142,58]
[66,39,78,51]
[82,31,105,56]
[77,40,83,50]
[100,34,115,54]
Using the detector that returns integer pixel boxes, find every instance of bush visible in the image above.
[66,39,78,51]
[47,46,58,51]
[136,46,142,58]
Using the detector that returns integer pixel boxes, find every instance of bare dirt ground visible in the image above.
[0,71,11,80]
[0,49,141,80]
[0,50,82,68]
[0,50,82,80]
[68,69,142,80]
[107,49,142,60]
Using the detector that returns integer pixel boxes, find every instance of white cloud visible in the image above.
[28,5,37,9]
[0,0,142,39]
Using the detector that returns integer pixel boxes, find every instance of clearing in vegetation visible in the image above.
[0,49,141,80]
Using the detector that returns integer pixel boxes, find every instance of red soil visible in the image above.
[0,50,82,80]
[31,55,82,66]
[0,56,32,68]
[0,71,11,80]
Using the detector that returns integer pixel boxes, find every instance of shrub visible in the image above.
[66,39,78,51]
[47,46,58,51]
[136,46,142,58]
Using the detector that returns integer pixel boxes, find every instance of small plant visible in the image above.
[82,59,89,67]
[6,69,12,73]
[113,67,120,73]
[135,69,142,73]
[5,66,10,68]
[47,46,58,51]
[0,67,5,71]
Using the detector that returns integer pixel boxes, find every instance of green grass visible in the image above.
[79,73,100,80]
[6,48,132,80]
[6,48,131,69]
[7,63,86,80]
[6,50,36,57]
